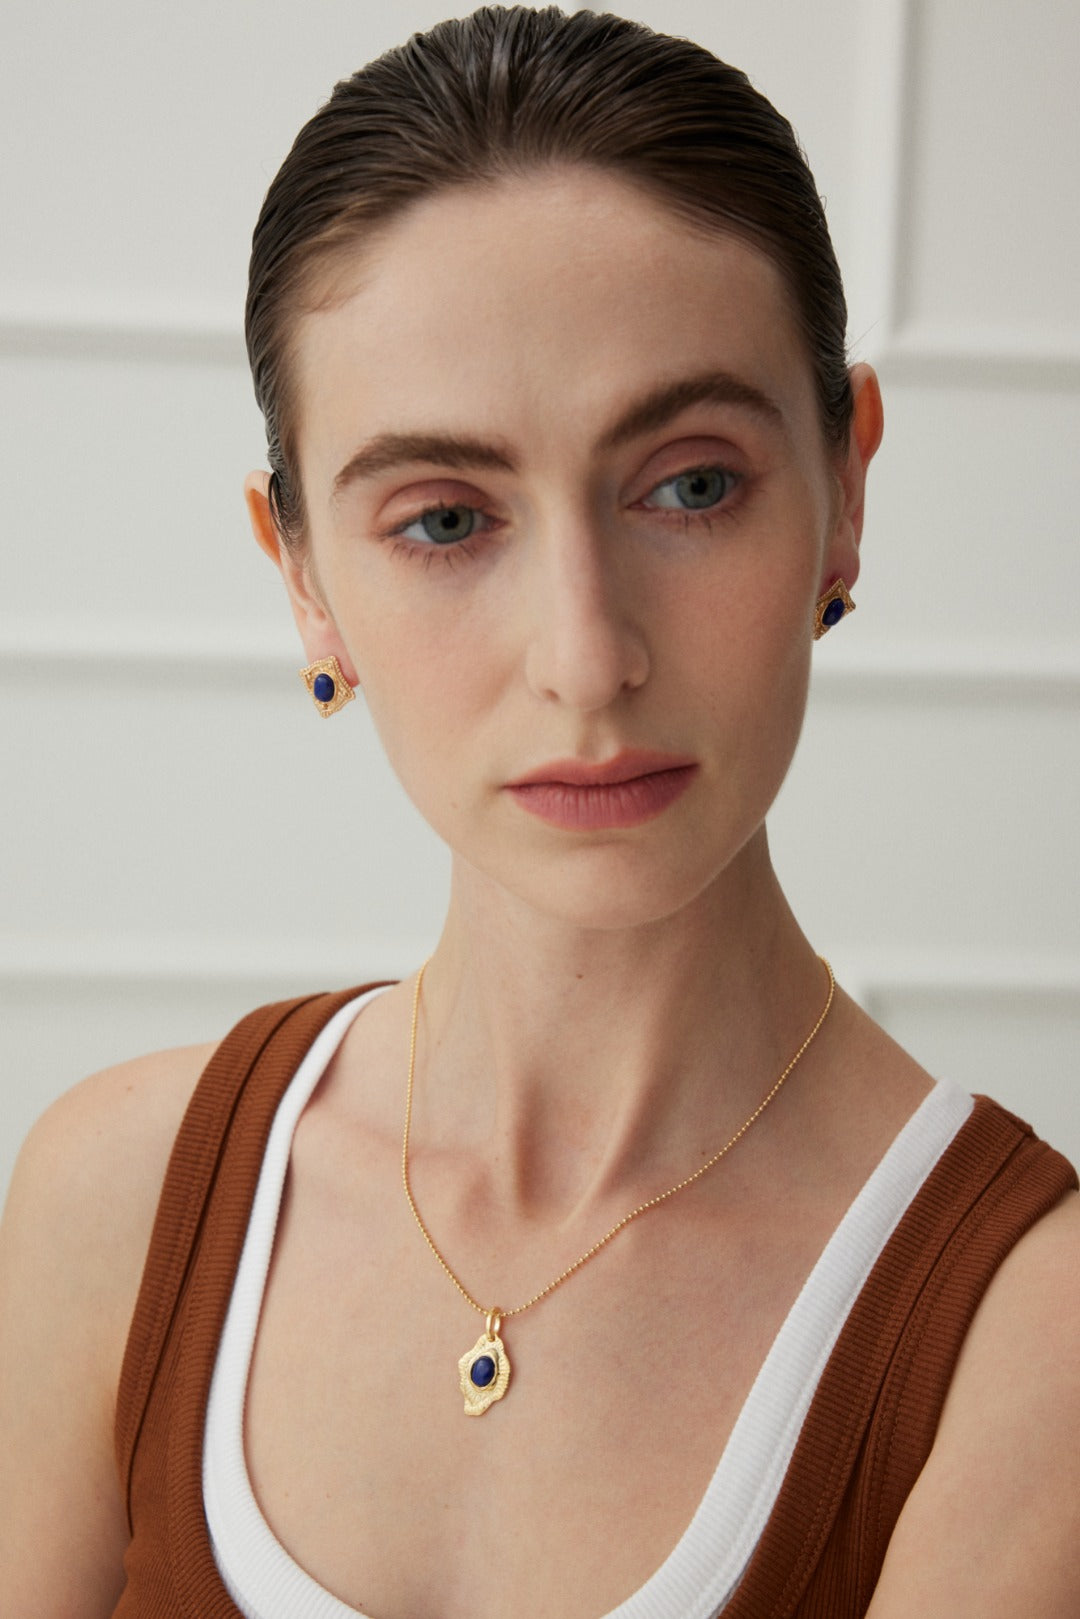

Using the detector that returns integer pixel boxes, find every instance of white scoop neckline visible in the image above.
[204,983,973,1619]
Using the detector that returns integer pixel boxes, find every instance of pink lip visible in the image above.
[505,751,698,830]
[507,749,696,788]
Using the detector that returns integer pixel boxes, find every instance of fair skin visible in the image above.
[1,167,1077,1618]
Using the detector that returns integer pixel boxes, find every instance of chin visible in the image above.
[458,832,743,934]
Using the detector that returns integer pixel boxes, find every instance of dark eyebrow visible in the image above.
[331,368,785,498]
[598,369,785,451]
[332,431,515,497]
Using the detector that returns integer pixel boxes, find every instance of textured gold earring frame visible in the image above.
[300,654,356,717]
[813,579,855,640]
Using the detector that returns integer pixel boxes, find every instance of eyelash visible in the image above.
[380,463,742,567]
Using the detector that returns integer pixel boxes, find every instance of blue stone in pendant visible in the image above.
[313,672,336,703]
[822,597,846,628]
[470,1354,497,1388]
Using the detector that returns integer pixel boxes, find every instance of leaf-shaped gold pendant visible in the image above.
[458,1327,511,1416]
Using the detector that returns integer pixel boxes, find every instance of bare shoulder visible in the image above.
[867,1188,1080,1617]
[29,1035,219,1175]
[0,1039,217,1614]
[5,1038,220,1316]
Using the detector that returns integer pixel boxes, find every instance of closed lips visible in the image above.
[508,752,696,787]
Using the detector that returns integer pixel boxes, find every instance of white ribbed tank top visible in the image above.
[203,983,973,1619]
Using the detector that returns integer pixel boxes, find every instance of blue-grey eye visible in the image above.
[649,467,736,512]
[406,504,479,545]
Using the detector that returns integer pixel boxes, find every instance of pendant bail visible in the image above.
[485,1308,503,1340]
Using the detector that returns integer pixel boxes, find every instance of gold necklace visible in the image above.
[402,955,835,1415]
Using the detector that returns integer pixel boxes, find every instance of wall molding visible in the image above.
[874,325,1080,390]
[849,0,1080,388]
[832,952,1080,1013]
[8,317,1071,391]
[5,315,1072,393]
[0,626,292,685]
[0,935,429,991]
[5,11,1077,395]
[3,626,1078,703]
[0,308,244,364]
[812,643,1080,705]
[847,0,913,363]
[2,937,1076,1002]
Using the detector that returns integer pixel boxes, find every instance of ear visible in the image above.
[822,362,884,594]
[244,470,360,686]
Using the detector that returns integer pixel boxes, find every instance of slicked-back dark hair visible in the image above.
[246,4,852,548]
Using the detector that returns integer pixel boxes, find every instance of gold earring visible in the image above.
[813,579,855,639]
[300,655,355,717]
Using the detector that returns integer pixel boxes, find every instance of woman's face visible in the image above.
[255,167,878,929]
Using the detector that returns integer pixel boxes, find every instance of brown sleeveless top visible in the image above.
[111,985,1077,1618]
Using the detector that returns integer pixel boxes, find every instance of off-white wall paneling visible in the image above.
[0,0,473,328]
[2,0,1077,1203]
[853,383,1080,652]
[1,354,277,638]
[868,982,1080,1146]
[896,0,1080,362]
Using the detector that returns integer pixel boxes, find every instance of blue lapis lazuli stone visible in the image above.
[312,672,336,703]
[470,1354,497,1388]
[822,597,846,627]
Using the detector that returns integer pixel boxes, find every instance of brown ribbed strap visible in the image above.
[113,1055,1076,1618]
[857,1116,1077,1588]
[725,1095,1078,1619]
[114,984,392,1533]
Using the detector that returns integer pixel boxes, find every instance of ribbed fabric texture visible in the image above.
[203,1001,974,1619]
[112,986,1077,1619]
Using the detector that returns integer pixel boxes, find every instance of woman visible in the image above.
[2,7,1077,1616]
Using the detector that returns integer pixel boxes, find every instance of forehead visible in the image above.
[292,167,819,482]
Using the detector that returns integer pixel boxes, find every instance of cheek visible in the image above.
[685,521,816,689]
[347,609,494,815]
[701,615,811,797]
[678,530,816,800]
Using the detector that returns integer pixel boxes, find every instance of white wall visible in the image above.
[2,0,1078,1202]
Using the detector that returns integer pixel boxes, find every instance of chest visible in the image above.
[240,1122,840,1619]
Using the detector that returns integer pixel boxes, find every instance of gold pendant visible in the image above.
[458,1310,511,1416]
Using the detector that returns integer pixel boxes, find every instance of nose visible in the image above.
[522,517,650,711]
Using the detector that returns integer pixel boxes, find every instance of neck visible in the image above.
[408,831,829,1227]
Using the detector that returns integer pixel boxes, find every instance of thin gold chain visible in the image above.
[401,956,835,1320]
